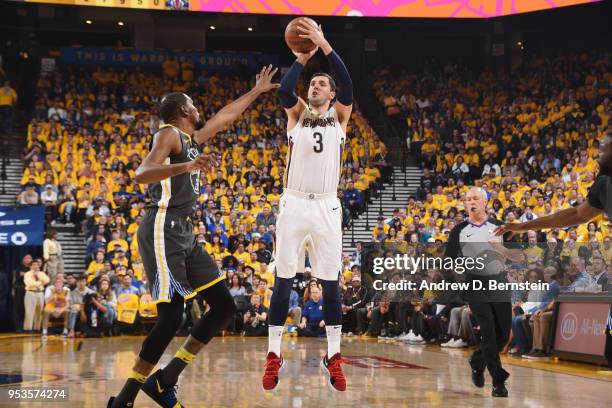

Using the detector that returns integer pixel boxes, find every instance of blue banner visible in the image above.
[59,47,278,71]
[0,206,45,247]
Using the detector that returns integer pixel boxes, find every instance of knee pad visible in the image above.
[139,306,184,363]
[196,284,237,319]
[320,279,342,326]
[269,277,293,326]
[191,284,236,344]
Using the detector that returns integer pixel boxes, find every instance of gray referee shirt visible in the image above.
[444,218,508,276]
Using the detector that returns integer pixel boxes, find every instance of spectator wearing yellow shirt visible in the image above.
[233,244,251,265]
[0,80,18,133]
[107,230,129,253]
[256,279,273,309]
[372,216,390,241]
[42,273,71,339]
[110,247,130,270]
[86,251,107,284]
[246,252,262,273]
[524,231,545,265]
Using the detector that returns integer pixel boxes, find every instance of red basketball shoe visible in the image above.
[262,352,284,391]
[321,353,346,391]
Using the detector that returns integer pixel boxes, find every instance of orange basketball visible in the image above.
[285,17,317,54]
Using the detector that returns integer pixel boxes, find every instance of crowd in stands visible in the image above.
[9,49,611,362]
[362,51,611,358]
[10,59,388,337]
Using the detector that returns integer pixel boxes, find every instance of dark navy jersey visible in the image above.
[146,124,200,215]
[587,175,612,218]
[444,218,509,276]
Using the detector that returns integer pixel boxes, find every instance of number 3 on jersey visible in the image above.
[313,131,323,153]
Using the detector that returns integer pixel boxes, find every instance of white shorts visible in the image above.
[274,189,343,281]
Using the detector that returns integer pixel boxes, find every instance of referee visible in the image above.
[445,187,524,397]
[496,135,612,370]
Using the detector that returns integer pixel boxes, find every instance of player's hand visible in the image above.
[299,322,306,329]
[253,65,280,93]
[297,19,329,50]
[319,320,325,328]
[292,46,319,65]
[187,152,220,173]
[494,222,529,238]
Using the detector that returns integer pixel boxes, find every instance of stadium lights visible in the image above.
[517,41,522,46]
[85,20,92,25]
[209,25,216,30]
[248,27,253,31]
[118,21,124,26]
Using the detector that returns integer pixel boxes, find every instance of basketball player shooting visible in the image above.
[109,65,279,408]
[262,19,353,392]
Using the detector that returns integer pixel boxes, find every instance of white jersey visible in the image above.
[285,106,345,194]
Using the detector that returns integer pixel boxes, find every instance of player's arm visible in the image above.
[279,49,318,131]
[298,20,353,129]
[134,128,214,184]
[494,202,603,237]
[193,65,280,145]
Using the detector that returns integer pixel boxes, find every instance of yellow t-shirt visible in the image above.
[0,87,17,106]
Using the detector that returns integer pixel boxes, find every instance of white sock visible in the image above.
[326,325,342,357]
[42,329,47,335]
[267,326,284,356]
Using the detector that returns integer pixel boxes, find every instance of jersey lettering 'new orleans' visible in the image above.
[146,124,200,215]
[285,107,345,194]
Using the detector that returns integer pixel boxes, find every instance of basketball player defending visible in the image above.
[262,20,353,392]
[109,66,279,408]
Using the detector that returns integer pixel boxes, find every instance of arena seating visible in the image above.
[370,52,610,246]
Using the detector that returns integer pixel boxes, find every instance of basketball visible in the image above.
[285,17,317,53]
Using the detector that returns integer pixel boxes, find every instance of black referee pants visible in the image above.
[468,301,511,386]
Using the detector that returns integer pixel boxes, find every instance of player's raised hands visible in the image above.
[297,19,329,50]
[253,65,281,93]
[291,46,319,65]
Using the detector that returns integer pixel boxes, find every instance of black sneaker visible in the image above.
[510,350,525,357]
[526,350,550,360]
[471,369,485,388]
[107,397,133,407]
[141,370,184,407]
[522,349,539,358]
[492,384,508,397]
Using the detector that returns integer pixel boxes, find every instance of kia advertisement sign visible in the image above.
[554,302,609,356]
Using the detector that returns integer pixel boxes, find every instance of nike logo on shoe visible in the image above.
[332,207,339,211]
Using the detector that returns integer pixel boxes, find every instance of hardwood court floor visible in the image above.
[0,335,610,408]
